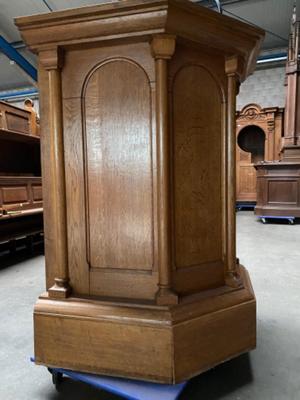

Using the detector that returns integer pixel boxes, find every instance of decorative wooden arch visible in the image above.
[235,103,284,202]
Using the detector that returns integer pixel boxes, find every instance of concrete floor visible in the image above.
[0,211,300,400]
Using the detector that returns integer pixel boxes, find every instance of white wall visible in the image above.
[237,66,286,110]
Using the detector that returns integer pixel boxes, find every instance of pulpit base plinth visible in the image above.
[33,266,256,384]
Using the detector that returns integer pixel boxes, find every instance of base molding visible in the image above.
[34,266,256,384]
[255,206,300,217]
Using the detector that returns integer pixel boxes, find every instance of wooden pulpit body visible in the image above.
[16,0,264,384]
[236,104,283,203]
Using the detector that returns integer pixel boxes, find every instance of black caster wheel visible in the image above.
[48,368,63,389]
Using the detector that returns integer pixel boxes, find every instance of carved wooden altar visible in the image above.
[255,5,300,218]
[236,104,283,202]
[16,0,264,383]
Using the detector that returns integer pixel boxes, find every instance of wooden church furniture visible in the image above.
[236,104,283,203]
[255,162,300,217]
[0,100,43,246]
[255,5,300,218]
[16,0,264,383]
[0,100,39,137]
[24,98,40,137]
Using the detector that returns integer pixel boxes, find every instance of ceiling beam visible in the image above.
[0,35,37,82]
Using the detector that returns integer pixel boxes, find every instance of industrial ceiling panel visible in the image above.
[0,53,32,90]
[43,0,113,11]
[0,0,48,41]
[222,0,298,49]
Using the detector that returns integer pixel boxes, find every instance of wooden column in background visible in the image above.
[151,35,178,305]
[40,48,70,298]
[281,4,300,159]
[225,56,242,288]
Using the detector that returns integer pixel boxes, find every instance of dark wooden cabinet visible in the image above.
[16,0,264,384]
[255,163,300,217]
[236,104,283,203]
[0,101,43,246]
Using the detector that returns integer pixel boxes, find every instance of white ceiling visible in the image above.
[221,0,297,50]
[0,0,298,92]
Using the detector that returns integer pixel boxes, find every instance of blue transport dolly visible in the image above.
[31,357,187,400]
[258,215,295,225]
[236,202,256,211]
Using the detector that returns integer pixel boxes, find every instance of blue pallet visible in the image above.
[31,358,187,400]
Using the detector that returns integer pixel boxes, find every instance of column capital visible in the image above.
[151,34,176,60]
[225,55,244,80]
[39,47,64,70]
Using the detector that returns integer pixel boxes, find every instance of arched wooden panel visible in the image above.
[172,65,222,269]
[83,60,153,271]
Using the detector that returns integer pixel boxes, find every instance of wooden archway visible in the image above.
[236,103,284,202]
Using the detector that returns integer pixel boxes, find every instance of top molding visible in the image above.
[237,103,284,116]
[15,0,264,81]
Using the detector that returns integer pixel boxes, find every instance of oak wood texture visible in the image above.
[0,101,43,243]
[16,0,263,383]
[34,265,255,384]
[0,100,39,137]
[236,103,283,202]
[255,7,300,217]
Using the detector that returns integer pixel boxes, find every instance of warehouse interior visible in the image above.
[0,1,300,399]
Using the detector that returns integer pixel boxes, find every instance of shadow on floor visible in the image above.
[41,353,253,400]
[179,353,253,400]
[46,378,121,400]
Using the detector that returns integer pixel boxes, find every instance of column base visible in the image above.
[225,270,243,288]
[156,287,178,305]
[48,278,71,299]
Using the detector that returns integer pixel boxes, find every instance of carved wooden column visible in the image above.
[225,56,242,287]
[281,3,300,159]
[151,34,178,305]
[40,48,70,298]
[266,112,275,161]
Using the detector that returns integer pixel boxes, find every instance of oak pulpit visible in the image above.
[16,0,264,383]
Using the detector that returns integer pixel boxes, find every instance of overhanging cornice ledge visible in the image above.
[15,0,264,81]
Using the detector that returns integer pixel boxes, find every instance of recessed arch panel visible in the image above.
[83,59,153,271]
